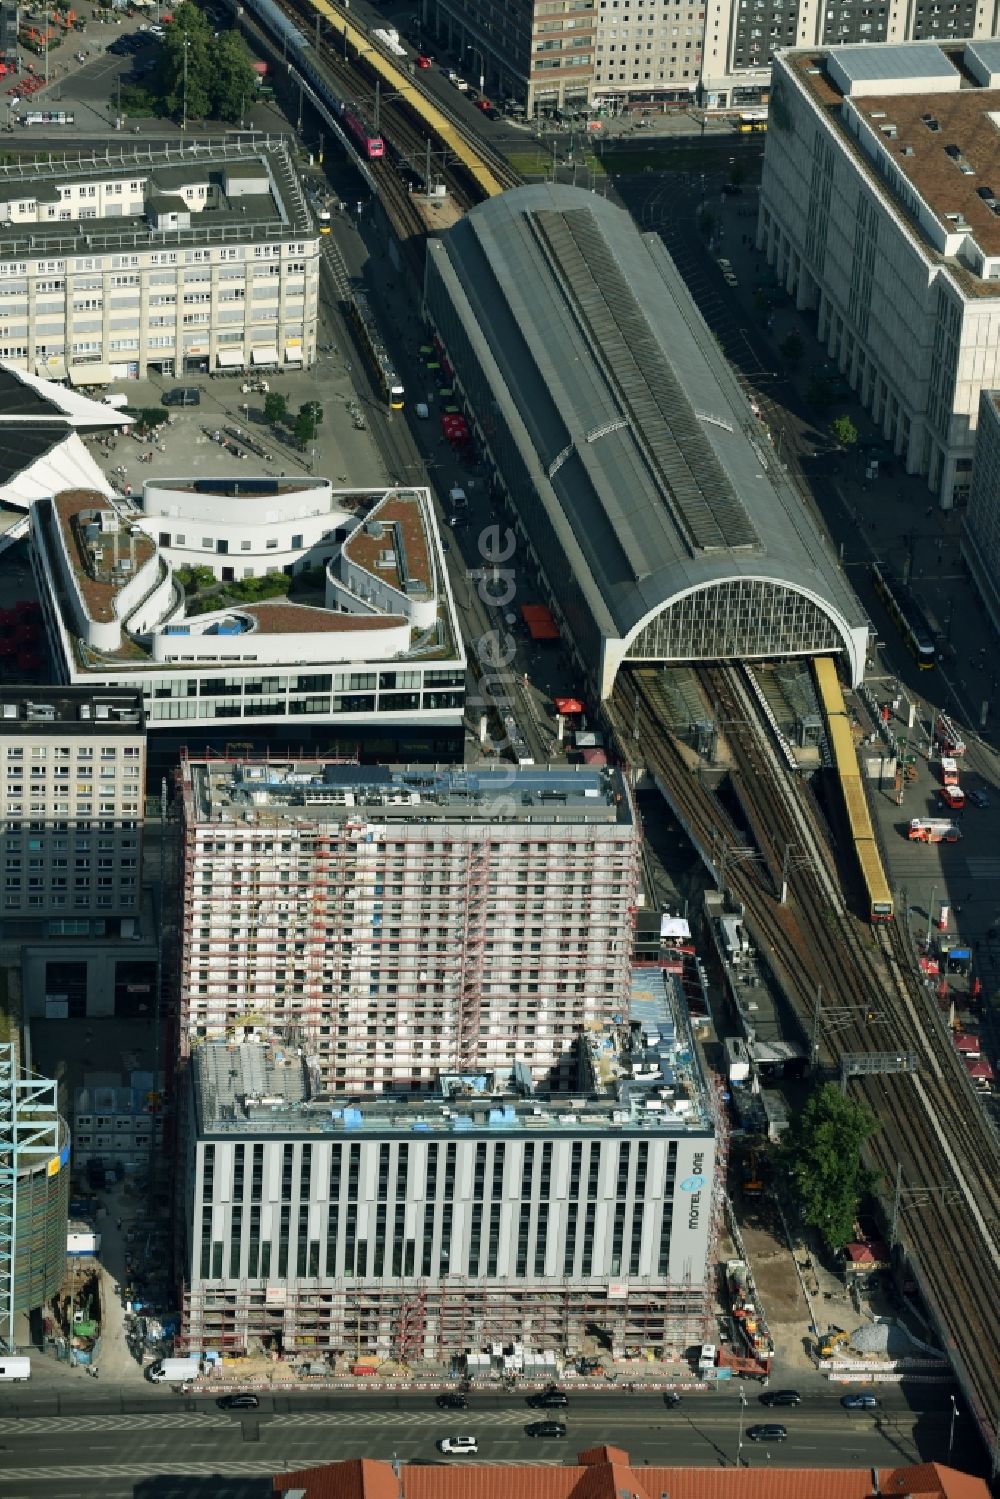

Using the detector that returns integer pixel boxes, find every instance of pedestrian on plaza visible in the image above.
[116,1217,122,1231]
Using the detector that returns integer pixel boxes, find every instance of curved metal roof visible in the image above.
[426,185,866,682]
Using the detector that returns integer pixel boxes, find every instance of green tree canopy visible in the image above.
[159,4,213,123]
[294,404,320,445]
[781,1083,879,1252]
[779,331,804,366]
[210,29,258,123]
[831,414,859,447]
[263,393,289,427]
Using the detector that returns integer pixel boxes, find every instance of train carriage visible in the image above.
[870,561,937,668]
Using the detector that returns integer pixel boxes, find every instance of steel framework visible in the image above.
[0,1046,61,1351]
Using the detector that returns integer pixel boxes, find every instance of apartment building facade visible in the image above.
[759,42,1000,508]
[0,689,145,936]
[0,141,319,383]
[178,761,641,1093]
[181,969,719,1359]
[700,0,1000,110]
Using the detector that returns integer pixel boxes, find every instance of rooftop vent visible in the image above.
[923,117,940,132]
[944,143,962,159]
[976,185,996,201]
[900,145,914,156]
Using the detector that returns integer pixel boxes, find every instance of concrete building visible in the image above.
[424,184,867,698]
[424,0,704,115]
[423,0,597,118]
[30,482,466,764]
[963,390,1000,631]
[0,139,320,383]
[0,688,145,934]
[759,42,1000,509]
[699,0,1000,113]
[73,1069,165,1175]
[177,760,641,1093]
[181,967,720,1360]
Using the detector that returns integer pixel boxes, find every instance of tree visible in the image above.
[831,413,859,448]
[294,404,319,446]
[300,399,324,429]
[263,393,288,428]
[159,3,213,124]
[779,331,804,367]
[781,1084,879,1252]
[209,29,258,123]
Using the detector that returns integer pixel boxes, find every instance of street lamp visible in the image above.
[737,1385,748,1467]
[181,36,190,133]
[466,43,485,92]
[948,1395,958,1459]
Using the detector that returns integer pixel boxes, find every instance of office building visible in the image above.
[592,0,704,112]
[759,43,1000,509]
[424,0,597,118]
[0,688,145,934]
[72,1069,165,1174]
[181,967,720,1359]
[273,1452,992,1499]
[424,184,867,699]
[177,760,641,1092]
[30,482,466,762]
[699,0,1000,113]
[0,139,319,383]
[964,391,1000,631]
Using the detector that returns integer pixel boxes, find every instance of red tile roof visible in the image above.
[273,1454,989,1499]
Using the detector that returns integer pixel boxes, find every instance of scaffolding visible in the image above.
[180,1271,713,1361]
[0,1046,63,1352]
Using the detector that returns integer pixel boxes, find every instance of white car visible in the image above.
[439,1435,478,1454]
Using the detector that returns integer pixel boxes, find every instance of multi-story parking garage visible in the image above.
[423,184,868,698]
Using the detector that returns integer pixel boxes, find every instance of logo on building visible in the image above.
[680,1175,706,1193]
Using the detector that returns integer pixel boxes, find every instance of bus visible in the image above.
[22,110,75,126]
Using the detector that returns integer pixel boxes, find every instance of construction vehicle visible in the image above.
[819,1328,849,1358]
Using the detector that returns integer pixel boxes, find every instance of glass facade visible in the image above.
[626,579,842,662]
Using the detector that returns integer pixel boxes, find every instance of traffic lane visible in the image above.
[0,1383,958,1419]
[0,1407,940,1478]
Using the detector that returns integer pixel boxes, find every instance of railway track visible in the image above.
[610,663,1000,1453]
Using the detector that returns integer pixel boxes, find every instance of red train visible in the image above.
[341,103,384,159]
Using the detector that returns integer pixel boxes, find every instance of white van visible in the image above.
[0,1357,31,1381]
[449,486,468,511]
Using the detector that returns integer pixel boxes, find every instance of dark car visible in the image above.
[841,1393,878,1410]
[527,1391,569,1408]
[436,1392,468,1410]
[747,1424,787,1442]
[217,1393,259,1410]
[526,1421,567,1438]
[163,386,201,407]
[969,788,991,808]
[759,1390,801,1407]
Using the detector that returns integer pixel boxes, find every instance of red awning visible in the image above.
[580,747,608,766]
[555,697,585,715]
[966,1056,995,1080]
[521,604,559,640]
[953,1032,980,1054]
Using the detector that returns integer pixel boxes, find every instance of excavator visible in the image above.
[819,1328,849,1358]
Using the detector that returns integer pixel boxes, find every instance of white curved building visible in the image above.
[30,479,466,757]
[424,185,869,695]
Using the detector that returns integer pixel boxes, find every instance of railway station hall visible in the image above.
[423,185,868,698]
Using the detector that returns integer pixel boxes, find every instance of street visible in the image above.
[0,1385,970,1495]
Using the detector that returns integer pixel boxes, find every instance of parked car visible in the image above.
[747,1424,787,1441]
[526,1391,568,1408]
[969,788,991,808]
[841,1393,878,1410]
[759,1390,801,1407]
[217,1393,259,1410]
[438,1435,478,1454]
[436,1393,468,1410]
[416,54,432,68]
[163,386,201,407]
[526,1421,567,1438]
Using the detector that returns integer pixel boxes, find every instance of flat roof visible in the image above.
[50,490,157,625]
[826,40,960,93]
[193,963,713,1137]
[790,47,1000,269]
[427,186,864,650]
[185,761,635,827]
[0,137,313,256]
[0,687,144,731]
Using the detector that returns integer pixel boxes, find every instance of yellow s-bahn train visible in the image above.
[814,656,893,922]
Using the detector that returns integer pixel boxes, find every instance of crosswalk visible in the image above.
[964,856,1000,879]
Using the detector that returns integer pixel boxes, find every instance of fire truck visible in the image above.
[908,818,961,843]
[935,714,966,757]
